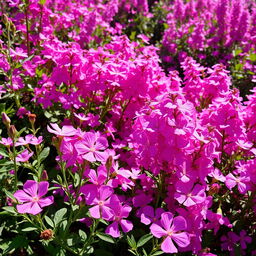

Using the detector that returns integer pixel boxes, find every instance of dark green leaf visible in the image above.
[137,234,153,248]
[96,232,115,244]
[38,147,50,163]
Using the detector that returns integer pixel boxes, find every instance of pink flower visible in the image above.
[47,123,77,137]
[75,132,108,162]
[140,205,165,225]
[14,180,54,215]
[225,173,249,194]
[174,181,206,207]
[105,198,133,238]
[84,185,114,220]
[16,149,33,162]
[150,212,190,253]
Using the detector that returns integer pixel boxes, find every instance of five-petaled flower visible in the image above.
[150,212,190,253]
[14,180,54,215]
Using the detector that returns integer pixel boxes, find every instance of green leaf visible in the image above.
[3,235,28,254]
[1,206,17,214]
[127,235,137,249]
[79,229,87,240]
[128,249,137,255]
[45,216,54,228]
[21,227,38,232]
[0,147,8,157]
[54,208,67,226]
[151,251,164,256]
[96,232,115,244]
[137,234,153,248]
[38,147,50,163]
[3,189,16,202]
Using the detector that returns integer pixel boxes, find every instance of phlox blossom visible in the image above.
[150,212,190,253]
[14,180,54,215]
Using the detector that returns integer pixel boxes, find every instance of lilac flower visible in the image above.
[150,212,190,253]
[14,180,54,215]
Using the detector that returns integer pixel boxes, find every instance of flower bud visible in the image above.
[40,229,53,240]
[2,112,11,127]
[106,155,113,171]
[41,170,48,181]
[27,113,36,123]
[208,183,220,195]
[8,125,17,140]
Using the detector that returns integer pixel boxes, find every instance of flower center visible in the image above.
[167,230,173,236]
[90,147,96,152]
[32,196,39,202]
[98,201,104,206]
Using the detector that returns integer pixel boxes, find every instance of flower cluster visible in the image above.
[0,0,256,255]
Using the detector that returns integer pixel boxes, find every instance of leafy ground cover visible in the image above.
[0,0,256,255]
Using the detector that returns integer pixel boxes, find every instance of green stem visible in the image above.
[24,3,30,56]
[53,237,79,255]
[81,219,99,254]
[12,140,18,190]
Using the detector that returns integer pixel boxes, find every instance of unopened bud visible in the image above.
[27,113,36,125]
[41,170,48,181]
[40,229,53,240]
[3,14,9,25]
[106,156,113,171]
[8,125,17,140]
[208,183,220,195]
[2,112,11,127]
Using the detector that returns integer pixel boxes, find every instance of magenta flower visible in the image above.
[140,205,165,225]
[16,149,34,162]
[14,180,54,215]
[150,212,190,253]
[174,181,206,207]
[85,185,114,220]
[75,132,108,162]
[105,199,133,238]
[225,173,249,194]
[239,230,252,250]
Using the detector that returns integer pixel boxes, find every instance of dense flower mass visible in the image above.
[0,0,256,255]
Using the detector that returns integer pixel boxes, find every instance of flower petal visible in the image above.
[160,212,173,231]
[38,181,49,197]
[83,152,96,162]
[172,232,190,248]
[89,205,100,219]
[14,190,31,203]
[39,196,54,207]
[27,202,42,215]
[120,219,133,233]
[150,223,167,238]
[106,221,120,238]
[161,236,177,253]
[23,180,38,197]
[172,216,187,232]
[17,202,33,214]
